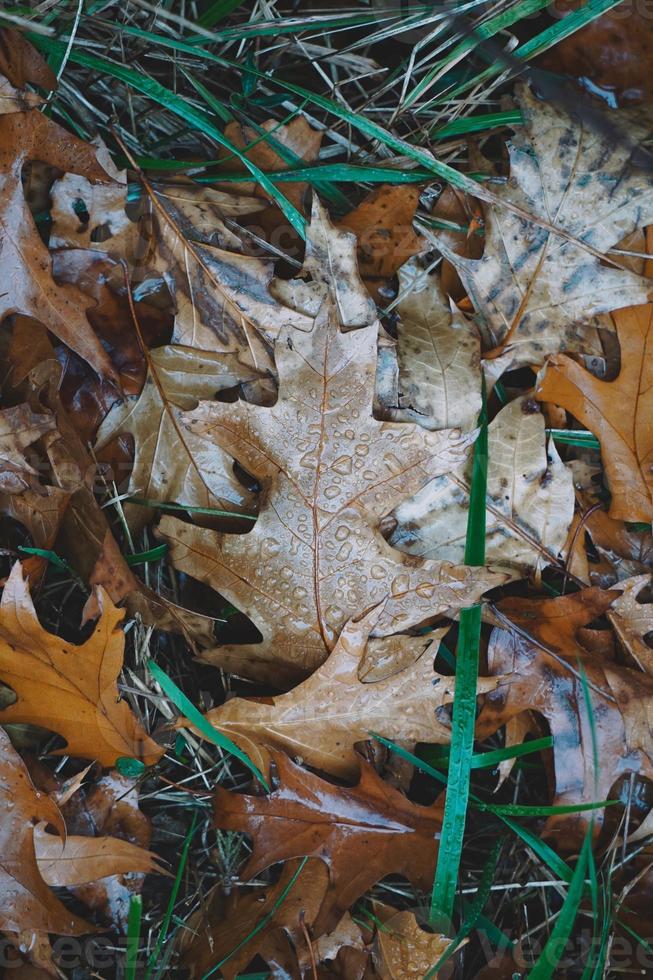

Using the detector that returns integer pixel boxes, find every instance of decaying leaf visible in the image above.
[213,750,443,931]
[159,302,504,683]
[0,563,163,767]
[389,396,574,577]
[337,185,426,301]
[536,303,653,522]
[0,111,118,380]
[479,590,653,842]
[610,574,653,674]
[372,903,453,979]
[271,195,377,329]
[95,344,262,531]
[0,404,55,492]
[181,858,331,980]
[440,84,653,378]
[0,727,89,935]
[197,609,461,779]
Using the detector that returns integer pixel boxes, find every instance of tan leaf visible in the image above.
[95,345,262,532]
[0,404,55,492]
[0,75,43,113]
[610,574,653,673]
[389,259,481,430]
[536,303,653,522]
[198,609,461,779]
[213,750,443,932]
[34,822,165,887]
[372,904,453,979]
[441,83,653,377]
[390,395,574,577]
[0,727,89,935]
[0,563,163,767]
[0,111,118,380]
[158,302,504,684]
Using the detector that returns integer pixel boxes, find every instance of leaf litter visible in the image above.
[1,13,653,980]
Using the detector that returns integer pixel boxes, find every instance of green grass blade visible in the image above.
[125,895,142,980]
[423,735,553,771]
[126,496,257,520]
[197,0,246,28]
[201,858,308,980]
[124,544,168,567]
[527,832,592,979]
[145,815,198,980]
[28,37,306,238]
[147,660,269,790]
[430,388,488,929]
[433,109,523,139]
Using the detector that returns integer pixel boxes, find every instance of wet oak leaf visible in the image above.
[198,609,465,779]
[95,344,261,532]
[0,111,118,380]
[0,563,163,767]
[441,84,653,379]
[610,574,653,674]
[33,822,166,887]
[389,396,574,578]
[213,750,443,932]
[536,303,653,522]
[158,303,504,683]
[478,589,653,842]
[0,727,90,935]
[372,904,453,979]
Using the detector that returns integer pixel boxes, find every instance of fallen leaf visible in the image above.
[610,574,653,674]
[386,259,482,431]
[0,110,118,380]
[213,750,443,932]
[95,344,262,532]
[0,404,55,492]
[0,28,56,91]
[158,301,503,683]
[34,821,165,887]
[478,589,653,843]
[440,84,653,379]
[389,395,574,577]
[0,726,89,935]
[181,858,330,980]
[272,195,377,328]
[0,563,163,767]
[337,185,426,301]
[536,303,653,522]
[372,904,453,979]
[198,609,459,779]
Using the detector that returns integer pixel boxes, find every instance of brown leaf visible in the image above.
[0,29,56,91]
[213,750,443,932]
[158,301,504,683]
[536,303,653,522]
[0,111,118,380]
[372,904,453,979]
[0,404,55,493]
[0,563,163,767]
[479,590,653,843]
[0,727,90,935]
[337,185,426,301]
[181,858,330,979]
[440,84,653,379]
[33,822,165,887]
[199,610,459,778]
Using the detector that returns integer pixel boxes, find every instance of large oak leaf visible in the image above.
[158,304,504,683]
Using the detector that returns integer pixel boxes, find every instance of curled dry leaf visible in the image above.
[372,903,453,979]
[536,303,653,522]
[478,590,653,843]
[198,609,466,779]
[0,563,163,767]
[610,574,653,674]
[336,184,426,301]
[440,84,653,379]
[0,111,118,380]
[95,344,262,532]
[213,750,443,933]
[158,302,504,684]
[0,727,89,936]
[181,858,331,980]
[389,396,574,578]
